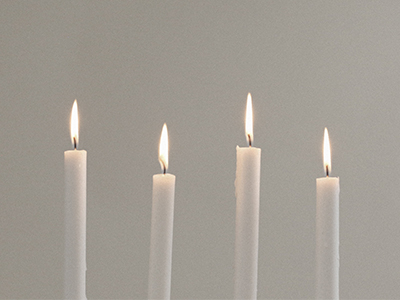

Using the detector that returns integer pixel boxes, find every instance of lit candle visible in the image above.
[64,100,87,300]
[316,128,340,299]
[234,93,261,300]
[148,124,176,300]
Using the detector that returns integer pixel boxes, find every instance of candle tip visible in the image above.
[70,100,79,149]
[245,93,253,146]
[323,127,332,176]
[159,123,169,173]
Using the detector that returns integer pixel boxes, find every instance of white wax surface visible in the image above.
[234,146,261,300]
[64,150,87,300]
[148,173,176,300]
[316,177,340,300]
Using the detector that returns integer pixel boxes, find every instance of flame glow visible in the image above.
[159,123,169,173]
[70,100,79,149]
[245,93,253,146]
[323,127,331,176]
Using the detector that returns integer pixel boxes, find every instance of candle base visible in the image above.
[148,174,176,300]
[316,176,340,300]
[234,146,261,300]
[64,150,87,300]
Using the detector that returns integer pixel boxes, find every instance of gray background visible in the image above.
[1,1,400,299]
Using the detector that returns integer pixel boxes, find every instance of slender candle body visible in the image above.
[148,174,176,300]
[316,177,340,300]
[64,150,87,300]
[234,146,261,300]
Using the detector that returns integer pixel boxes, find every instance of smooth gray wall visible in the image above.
[1,1,400,299]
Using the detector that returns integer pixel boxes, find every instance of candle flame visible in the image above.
[245,93,253,147]
[70,100,79,149]
[159,123,169,173]
[323,127,331,176]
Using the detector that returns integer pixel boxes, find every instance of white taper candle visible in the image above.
[64,100,87,300]
[316,128,340,300]
[148,124,176,300]
[234,93,261,300]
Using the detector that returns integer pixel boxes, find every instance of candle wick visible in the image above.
[326,165,329,177]
[248,134,252,147]
[162,161,167,174]
[73,137,77,150]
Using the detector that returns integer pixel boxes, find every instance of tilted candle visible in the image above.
[234,93,261,300]
[148,124,176,300]
[64,100,87,300]
[316,128,340,299]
